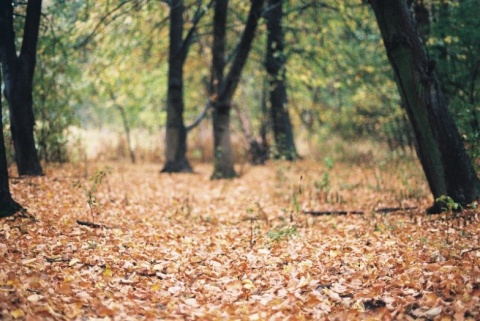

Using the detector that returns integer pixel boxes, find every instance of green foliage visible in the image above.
[467,201,477,210]
[292,192,300,214]
[428,0,480,167]
[315,156,335,193]
[267,226,297,243]
[26,0,479,163]
[280,1,412,151]
[30,2,82,162]
[435,195,463,212]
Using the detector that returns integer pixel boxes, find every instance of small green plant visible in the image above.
[436,195,463,212]
[73,167,110,222]
[467,201,477,210]
[316,156,335,193]
[292,192,300,214]
[267,226,298,243]
[324,156,335,170]
[435,195,462,245]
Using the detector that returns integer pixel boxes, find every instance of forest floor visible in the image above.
[1,159,479,320]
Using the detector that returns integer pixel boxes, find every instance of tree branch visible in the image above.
[186,100,211,132]
[180,0,214,62]
[73,0,140,49]
[220,0,265,102]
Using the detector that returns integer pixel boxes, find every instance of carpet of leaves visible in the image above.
[1,159,480,320]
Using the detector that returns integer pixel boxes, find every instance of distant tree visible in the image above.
[265,0,297,160]
[0,70,22,218]
[370,0,480,213]
[0,0,43,176]
[210,0,265,179]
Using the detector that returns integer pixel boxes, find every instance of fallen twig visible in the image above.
[303,210,364,216]
[374,207,417,213]
[46,257,70,263]
[76,220,107,229]
[303,207,418,216]
[17,209,39,222]
[460,247,480,256]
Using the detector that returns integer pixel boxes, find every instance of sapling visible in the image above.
[435,195,462,245]
[73,166,110,223]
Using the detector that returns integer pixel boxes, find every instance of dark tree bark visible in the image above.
[211,0,265,179]
[0,0,43,176]
[370,0,480,213]
[0,69,22,218]
[162,0,192,173]
[162,0,212,173]
[210,0,227,97]
[265,0,297,160]
[210,0,231,178]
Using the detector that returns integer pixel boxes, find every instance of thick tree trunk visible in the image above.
[370,0,480,213]
[212,106,236,178]
[210,0,232,178]
[0,0,43,176]
[211,0,265,178]
[7,82,43,176]
[0,70,22,218]
[162,0,192,173]
[265,0,297,160]
[210,0,227,96]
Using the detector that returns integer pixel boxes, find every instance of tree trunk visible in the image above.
[162,0,192,173]
[212,106,236,178]
[211,0,265,178]
[116,104,136,164]
[370,0,480,213]
[0,69,22,218]
[210,0,232,178]
[265,0,297,160]
[0,0,43,176]
[233,101,268,165]
[210,0,227,96]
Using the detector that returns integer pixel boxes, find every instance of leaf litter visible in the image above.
[1,160,479,320]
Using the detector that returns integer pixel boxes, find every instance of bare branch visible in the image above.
[73,0,141,49]
[186,100,212,132]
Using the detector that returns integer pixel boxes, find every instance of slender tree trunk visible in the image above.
[0,69,22,218]
[260,77,269,149]
[211,0,265,178]
[115,104,136,164]
[265,0,297,160]
[370,0,480,213]
[0,0,43,176]
[233,95,269,165]
[162,0,192,173]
